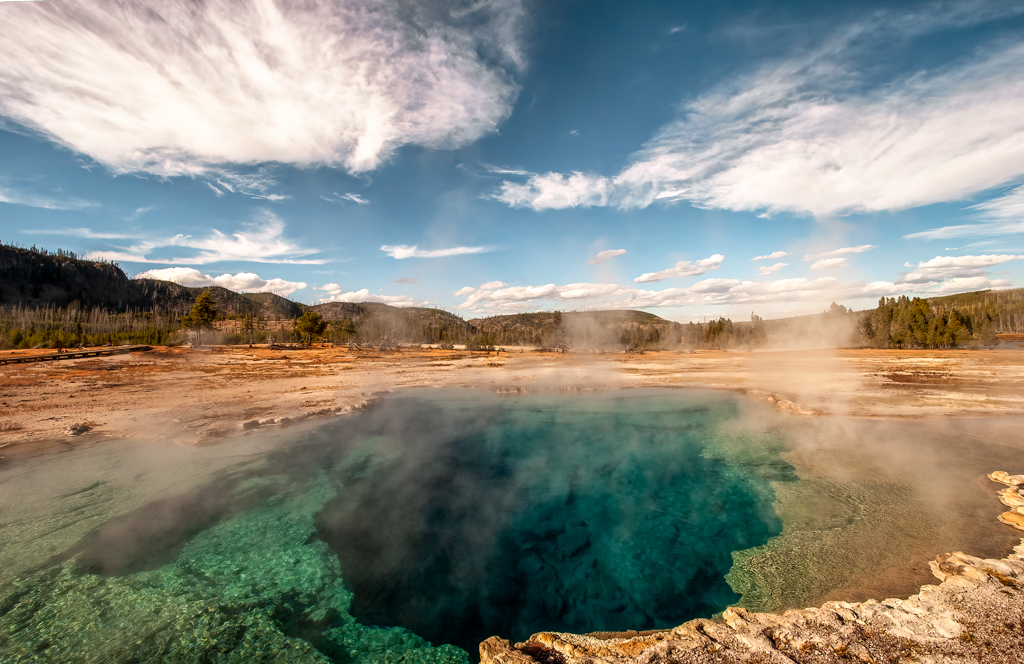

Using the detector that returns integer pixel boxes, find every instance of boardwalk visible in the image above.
[0,345,152,366]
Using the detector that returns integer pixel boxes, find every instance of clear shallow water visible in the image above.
[1,388,1022,664]
[0,389,793,662]
[314,390,794,652]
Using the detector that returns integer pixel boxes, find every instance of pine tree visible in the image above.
[181,291,217,347]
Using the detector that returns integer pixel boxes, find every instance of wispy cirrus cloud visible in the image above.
[492,5,1024,218]
[807,245,875,259]
[904,186,1024,239]
[321,192,369,205]
[83,210,324,265]
[589,249,627,265]
[134,267,308,296]
[380,244,494,259]
[810,257,848,270]
[633,254,724,283]
[0,0,524,179]
[0,179,97,211]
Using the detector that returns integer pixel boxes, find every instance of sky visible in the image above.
[2,0,1024,322]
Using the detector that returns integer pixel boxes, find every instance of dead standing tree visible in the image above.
[240,313,265,347]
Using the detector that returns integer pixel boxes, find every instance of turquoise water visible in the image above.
[0,389,795,662]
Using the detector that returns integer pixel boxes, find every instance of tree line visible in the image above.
[857,295,1002,349]
[2,288,1022,352]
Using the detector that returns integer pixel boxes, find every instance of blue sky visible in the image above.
[2,0,1024,321]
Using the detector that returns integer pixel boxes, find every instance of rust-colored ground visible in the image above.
[1,344,1023,446]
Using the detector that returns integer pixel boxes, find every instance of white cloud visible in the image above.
[492,11,1024,218]
[380,244,493,259]
[318,287,429,307]
[897,253,1024,285]
[321,192,369,205]
[633,254,724,283]
[808,245,875,259]
[589,249,627,265]
[904,186,1024,239]
[0,0,524,177]
[0,180,97,210]
[134,267,307,296]
[84,209,323,265]
[27,227,143,240]
[453,286,477,296]
[453,275,909,314]
[917,254,1024,269]
[810,257,848,270]
[494,171,611,211]
[905,220,1024,240]
[752,251,788,261]
[934,276,1011,293]
[757,262,788,276]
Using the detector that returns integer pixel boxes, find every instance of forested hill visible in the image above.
[468,310,683,349]
[0,244,301,318]
[2,242,1023,350]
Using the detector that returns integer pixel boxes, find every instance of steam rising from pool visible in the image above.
[2,388,1023,663]
[315,391,793,652]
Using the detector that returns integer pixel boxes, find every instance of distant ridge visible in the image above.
[2,242,1022,350]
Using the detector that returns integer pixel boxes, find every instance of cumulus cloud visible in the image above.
[453,275,908,314]
[492,8,1024,218]
[317,284,429,307]
[589,249,627,265]
[494,171,611,210]
[752,251,788,261]
[633,254,724,283]
[84,209,323,264]
[905,186,1024,239]
[808,245,875,259]
[380,244,493,259]
[454,250,1020,314]
[0,0,524,178]
[897,253,1024,285]
[134,267,307,296]
[810,257,848,270]
[757,262,788,276]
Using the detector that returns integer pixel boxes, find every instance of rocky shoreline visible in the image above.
[480,473,1024,664]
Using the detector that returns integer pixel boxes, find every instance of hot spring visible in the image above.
[1,388,1021,663]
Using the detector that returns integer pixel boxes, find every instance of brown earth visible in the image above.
[2,345,1024,446]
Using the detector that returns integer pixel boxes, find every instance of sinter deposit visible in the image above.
[480,472,1024,664]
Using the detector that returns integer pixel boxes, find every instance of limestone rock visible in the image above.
[998,487,1024,508]
[988,471,1024,486]
[998,511,1024,531]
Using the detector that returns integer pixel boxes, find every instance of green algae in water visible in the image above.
[0,389,794,663]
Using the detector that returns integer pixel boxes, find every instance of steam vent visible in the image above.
[481,471,1024,664]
